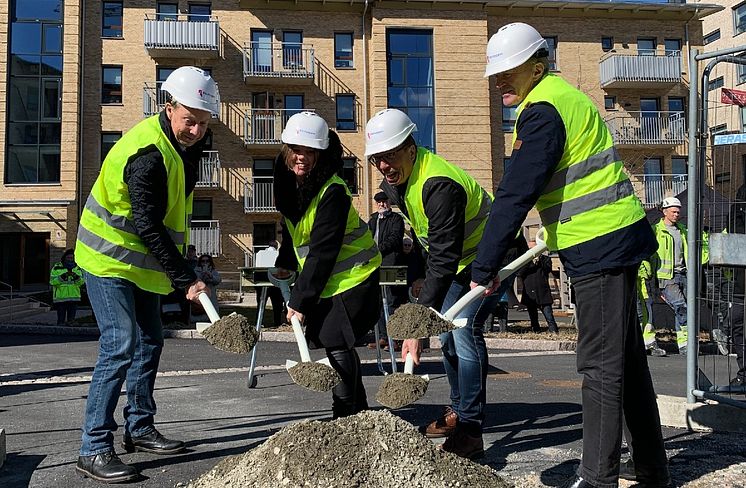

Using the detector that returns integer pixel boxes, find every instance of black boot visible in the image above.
[122,428,185,455]
[76,451,138,483]
[327,347,368,419]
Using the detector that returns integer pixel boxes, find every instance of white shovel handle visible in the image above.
[199,292,221,324]
[291,315,312,363]
[404,352,415,374]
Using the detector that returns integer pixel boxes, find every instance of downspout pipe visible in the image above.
[362,0,371,217]
[77,3,86,221]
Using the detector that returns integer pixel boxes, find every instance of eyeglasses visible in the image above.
[368,143,410,166]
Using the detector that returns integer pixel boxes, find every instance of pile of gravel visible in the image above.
[188,410,510,488]
[201,312,259,354]
[287,362,341,391]
[386,303,453,339]
[376,373,429,409]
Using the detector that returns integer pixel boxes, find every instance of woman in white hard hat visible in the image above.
[471,23,669,488]
[75,66,219,483]
[272,112,382,418]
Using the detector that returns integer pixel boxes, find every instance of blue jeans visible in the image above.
[438,279,501,435]
[80,272,164,456]
[661,272,687,348]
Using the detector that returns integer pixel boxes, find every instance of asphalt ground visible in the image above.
[1,333,745,488]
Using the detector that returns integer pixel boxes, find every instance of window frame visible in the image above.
[544,36,558,71]
[637,37,657,56]
[101,65,123,104]
[735,2,746,36]
[334,32,354,69]
[604,96,617,110]
[704,29,721,45]
[102,1,123,38]
[282,30,304,69]
[192,198,213,221]
[187,3,211,22]
[708,76,725,91]
[502,105,518,132]
[601,36,614,52]
[156,2,178,21]
[335,94,356,131]
[338,157,359,195]
[101,131,122,165]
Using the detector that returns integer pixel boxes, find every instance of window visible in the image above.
[502,105,517,132]
[156,2,178,21]
[664,39,681,57]
[738,55,746,85]
[282,31,303,68]
[704,29,721,45]
[101,132,121,164]
[671,157,687,176]
[668,97,685,114]
[642,157,663,204]
[192,198,213,221]
[5,0,63,184]
[156,66,175,106]
[710,124,728,135]
[601,36,613,52]
[716,172,731,183]
[735,3,746,36]
[637,38,656,56]
[283,94,304,124]
[708,77,724,91]
[188,3,210,22]
[253,223,278,252]
[741,106,746,132]
[604,96,616,110]
[251,30,273,74]
[102,2,122,37]
[336,94,356,131]
[387,29,435,151]
[544,36,557,70]
[102,65,122,104]
[334,32,354,68]
[338,157,359,194]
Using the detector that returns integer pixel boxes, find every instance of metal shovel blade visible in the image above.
[286,358,341,392]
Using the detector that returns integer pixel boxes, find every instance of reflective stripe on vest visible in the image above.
[75,115,191,295]
[516,74,646,251]
[403,147,492,274]
[286,175,381,298]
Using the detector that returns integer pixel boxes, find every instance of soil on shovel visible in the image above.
[188,410,511,488]
[375,373,429,409]
[386,303,453,339]
[287,362,341,391]
[201,312,259,354]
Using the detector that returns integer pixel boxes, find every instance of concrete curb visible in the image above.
[657,394,746,434]
[0,324,577,352]
[0,428,5,469]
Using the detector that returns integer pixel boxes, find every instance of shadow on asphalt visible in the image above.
[0,334,99,347]
[0,453,45,488]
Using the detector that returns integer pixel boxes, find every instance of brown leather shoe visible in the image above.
[420,407,458,438]
[439,427,485,459]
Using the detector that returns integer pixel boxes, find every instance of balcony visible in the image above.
[190,220,221,256]
[629,174,688,209]
[242,42,315,84]
[143,14,219,57]
[244,177,276,213]
[243,109,313,147]
[197,151,220,188]
[605,111,686,147]
[600,51,682,88]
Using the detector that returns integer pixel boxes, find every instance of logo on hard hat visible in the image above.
[367,129,384,140]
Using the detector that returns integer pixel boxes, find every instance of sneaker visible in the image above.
[678,345,687,356]
[439,426,484,459]
[711,328,729,356]
[646,345,667,357]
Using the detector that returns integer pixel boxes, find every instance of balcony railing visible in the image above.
[605,111,686,146]
[600,50,682,88]
[144,14,219,55]
[189,220,221,256]
[242,41,315,81]
[243,109,313,146]
[197,151,220,188]
[244,177,276,213]
[629,174,688,209]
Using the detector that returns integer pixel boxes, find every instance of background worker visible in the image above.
[365,108,501,460]
[49,249,85,325]
[471,23,669,488]
[367,191,405,350]
[517,239,558,334]
[254,240,287,327]
[272,112,381,419]
[74,66,218,483]
[196,254,221,312]
[652,197,689,355]
[637,259,666,357]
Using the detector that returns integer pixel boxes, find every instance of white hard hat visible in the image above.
[162,66,221,116]
[661,197,682,209]
[281,111,329,150]
[484,22,549,77]
[364,109,417,157]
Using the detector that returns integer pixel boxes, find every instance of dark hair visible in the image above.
[62,249,75,260]
[198,254,215,268]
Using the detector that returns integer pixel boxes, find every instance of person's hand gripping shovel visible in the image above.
[197,292,259,354]
[268,268,341,392]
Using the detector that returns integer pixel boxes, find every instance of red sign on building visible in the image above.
[721,87,746,107]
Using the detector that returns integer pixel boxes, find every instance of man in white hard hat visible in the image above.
[365,108,520,460]
[652,197,689,355]
[471,23,670,488]
[74,66,219,483]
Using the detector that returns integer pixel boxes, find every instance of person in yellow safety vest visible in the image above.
[272,112,382,419]
[637,260,666,357]
[365,108,504,461]
[73,66,219,483]
[471,23,670,488]
[49,249,85,325]
[652,196,689,355]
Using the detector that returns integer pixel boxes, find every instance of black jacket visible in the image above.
[518,254,554,306]
[274,131,380,349]
[368,210,404,266]
[122,111,209,291]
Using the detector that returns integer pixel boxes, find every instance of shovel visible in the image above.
[267,268,341,392]
[375,351,430,409]
[387,228,549,339]
[196,292,259,354]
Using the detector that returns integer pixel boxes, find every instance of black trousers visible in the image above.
[573,265,668,487]
[326,347,368,418]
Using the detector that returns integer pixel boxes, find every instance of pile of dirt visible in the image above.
[287,362,341,391]
[375,373,429,409]
[201,312,259,354]
[188,410,511,488]
[386,303,453,339]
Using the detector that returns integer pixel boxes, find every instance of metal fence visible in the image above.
[143,14,219,51]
